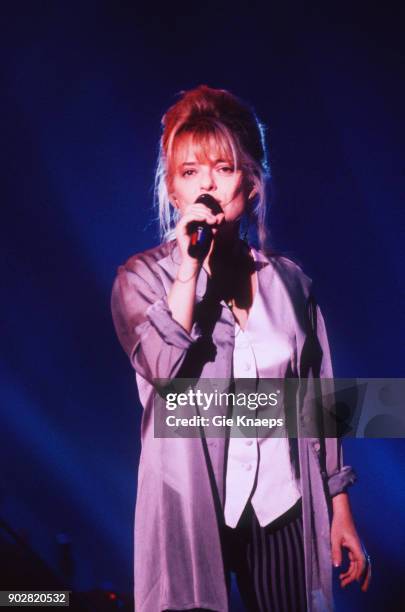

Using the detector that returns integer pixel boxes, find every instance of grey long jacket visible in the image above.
[111,240,357,612]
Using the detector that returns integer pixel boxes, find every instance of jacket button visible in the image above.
[314,441,321,452]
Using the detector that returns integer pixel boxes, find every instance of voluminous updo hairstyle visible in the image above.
[154,84,270,249]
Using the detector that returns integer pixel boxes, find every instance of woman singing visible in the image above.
[111,85,370,612]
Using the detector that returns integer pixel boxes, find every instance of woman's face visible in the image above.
[169,134,250,224]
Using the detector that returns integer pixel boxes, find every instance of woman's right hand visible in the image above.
[168,203,224,333]
[175,203,225,268]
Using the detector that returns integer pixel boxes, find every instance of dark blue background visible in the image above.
[1,2,404,610]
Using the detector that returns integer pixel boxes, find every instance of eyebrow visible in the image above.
[180,159,231,167]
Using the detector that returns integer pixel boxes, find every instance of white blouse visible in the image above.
[224,251,301,528]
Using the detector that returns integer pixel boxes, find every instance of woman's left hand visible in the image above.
[330,493,371,592]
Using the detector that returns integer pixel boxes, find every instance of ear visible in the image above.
[243,176,258,201]
[170,194,179,209]
[247,185,258,201]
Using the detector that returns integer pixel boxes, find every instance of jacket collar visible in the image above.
[156,240,312,374]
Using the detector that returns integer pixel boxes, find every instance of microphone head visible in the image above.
[187,194,221,260]
[194,193,222,215]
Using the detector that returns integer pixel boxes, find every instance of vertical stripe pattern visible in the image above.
[224,501,307,612]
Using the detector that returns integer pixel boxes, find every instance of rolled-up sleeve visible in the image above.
[327,465,357,497]
[111,259,201,383]
[313,301,357,497]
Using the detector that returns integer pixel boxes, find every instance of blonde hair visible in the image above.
[154,85,270,249]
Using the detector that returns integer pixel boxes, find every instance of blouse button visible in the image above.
[244,362,251,371]
[245,440,253,446]
[245,464,252,471]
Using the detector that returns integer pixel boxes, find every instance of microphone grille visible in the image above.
[194,194,222,215]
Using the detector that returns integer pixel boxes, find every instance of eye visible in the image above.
[217,165,234,174]
[182,169,197,177]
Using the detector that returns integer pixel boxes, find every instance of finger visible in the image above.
[357,551,370,583]
[358,541,371,589]
[331,539,342,569]
[339,551,356,579]
[340,563,358,588]
[183,207,217,219]
[341,538,365,579]
[179,210,209,222]
[339,569,355,581]
[343,561,357,584]
[340,560,358,583]
[349,546,366,581]
[360,564,371,592]
[211,215,225,227]
[339,564,356,580]
[349,550,363,581]
[204,211,225,226]
[180,213,216,228]
[339,566,353,579]
[206,215,222,225]
[355,557,367,581]
[188,203,221,216]
[341,574,356,588]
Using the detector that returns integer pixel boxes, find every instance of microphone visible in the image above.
[188,193,222,259]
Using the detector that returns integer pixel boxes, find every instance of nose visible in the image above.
[199,167,216,192]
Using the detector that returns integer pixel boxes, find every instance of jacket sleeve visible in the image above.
[312,301,357,498]
[111,257,201,384]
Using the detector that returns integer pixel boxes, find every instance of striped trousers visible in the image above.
[222,499,307,612]
[165,500,307,612]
